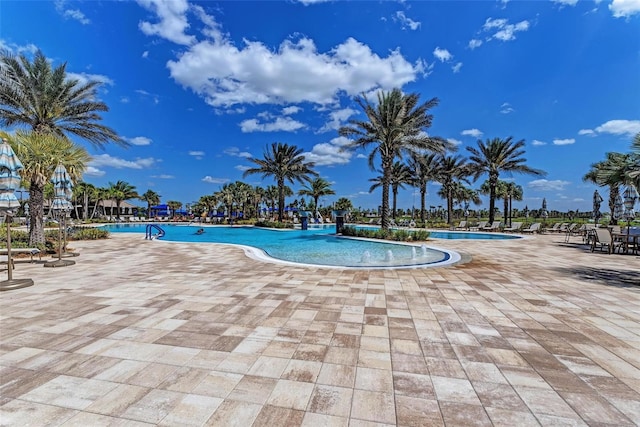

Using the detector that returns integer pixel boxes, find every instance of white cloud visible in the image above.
[394,11,421,30]
[66,72,114,87]
[578,129,596,137]
[151,174,174,179]
[304,136,353,166]
[594,119,640,137]
[461,128,483,138]
[224,147,252,158]
[90,154,158,169]
[235,165,251,172]
[188,150,205,159]
[468,39,483,49]
[500,102,514,114]
[318,107,357,133]
[120,97,130,103]
[553,138,575,145]
[240,116,306,133]
[54,0,90,24]
[528,179,570,191]
[356,153,367,159]
[482,17,530,42]
[124,136,152,146]
[84,166,105,177]
[447,138,462,146]
[610,0,640,17]
[165,11,426,108]
[0,40,38,55]
[136,0,195,45]
[531,140,547,146]
[282,106,302,115]
[552,0,579,6]
[296,0,332,4]
[433,47,453,62]
[202,176,229,184]
[452,62,463,73]
[142,51,149,58]
[135,89,160,104]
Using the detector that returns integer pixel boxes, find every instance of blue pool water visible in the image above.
[101,223,465,269]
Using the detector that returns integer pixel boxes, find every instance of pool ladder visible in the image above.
[145,224,165,240]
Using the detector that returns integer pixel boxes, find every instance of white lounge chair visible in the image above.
[591,228,622,254]
[503,222,522,232]
[521,222,541,234]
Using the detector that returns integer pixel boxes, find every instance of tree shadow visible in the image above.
[555,266,640,289]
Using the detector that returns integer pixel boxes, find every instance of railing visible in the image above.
[145,224,165,240]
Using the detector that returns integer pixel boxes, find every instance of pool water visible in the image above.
[101,223,461,269]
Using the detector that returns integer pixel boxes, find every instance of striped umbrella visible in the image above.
[613,194,624,221]
[0,138,24,214]
[51,164,73,211]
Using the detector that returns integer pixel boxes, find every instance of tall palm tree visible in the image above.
[0,50,124,148]
[107,181,138,220]
[437,182,481,220]
[4,130,90,245]
[244,143,318,222]
[215,182,237,222]
[166,201,182,218]
[264,185,279,218]
[197,194,218,218]
[251,186,265,219]
[140,190,161,218]
[467,137,545,224]
[298,178,335,216]
[408,152,439,224]
[339,88,450,229]
[89,186,109,220]
[434,155,470,225]
[480,180,523,226]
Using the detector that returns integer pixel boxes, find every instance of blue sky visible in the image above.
[2,0,639,213]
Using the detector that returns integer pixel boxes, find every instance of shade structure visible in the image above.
[593,190,603,222]
[613,194,624,222]
[44,164,75,268]
[0,138,34,290]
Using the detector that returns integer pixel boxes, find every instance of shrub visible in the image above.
[255,220,294,229]
[68,227,110,240]
[341,226,429,242]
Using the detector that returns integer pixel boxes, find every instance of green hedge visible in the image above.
[254,220,294,229]
[341,226,430,242]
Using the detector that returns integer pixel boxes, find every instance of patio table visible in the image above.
[612,231,640,255]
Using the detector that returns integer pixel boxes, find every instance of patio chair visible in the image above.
[454,220,468,230]
[469,221,487,231]
[483,221,501,232]
[503,222,522,232]
[545,223,561,233]
[591,228,623,254]
[521,222,541,234]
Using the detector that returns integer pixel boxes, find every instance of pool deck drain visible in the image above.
[1,232,639,426]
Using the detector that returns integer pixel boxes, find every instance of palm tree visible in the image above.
[437,182,481,221]
[251,186,265,219]
[339,88,450,229]
[408,152,439,224]
[264,185,279,218]
[139,190,161,218]
[4,130,90,245]
[334,197,353,211]
[369,162,412,219]
[0,50,123,148]
[72,181,95,220]
[480,180,523,226]
[467,137,545,224]
[166,201,182,218]
[215,182,237,223]
[89,186,109,220]
[434,155,470,225]
[244,143,318,222]
[197,194,218,219]
[585,152,636,225]
[107,181,138,220]
[298,178,335,216]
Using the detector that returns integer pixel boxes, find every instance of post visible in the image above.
[6,215,13,281]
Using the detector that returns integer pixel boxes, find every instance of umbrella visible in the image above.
[593,190,603,223]
[541,198,548,219]
[613,194,624,222]
[0,138,34,290]
[44,164,75,267]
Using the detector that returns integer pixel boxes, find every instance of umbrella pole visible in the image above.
[58,218,62,262]
[6,215,12,281]
[44,212,75,268]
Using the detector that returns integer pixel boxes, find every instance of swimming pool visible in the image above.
[101,224,461,269]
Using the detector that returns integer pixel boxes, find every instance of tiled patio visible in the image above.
[1,231,639,426]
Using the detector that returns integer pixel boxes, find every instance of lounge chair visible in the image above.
[545,223,561,233]
[521,222,541,234]
[591,228,622,254]
[469,221,487,231]
[483,221,501,232]
[503,222,522,232]
[454,220,468,230]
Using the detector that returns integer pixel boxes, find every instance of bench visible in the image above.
[0,248,42,264]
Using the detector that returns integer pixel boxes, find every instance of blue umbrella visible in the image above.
[44,164,75,267]
[613,194,624,222]
[0,138,33,289]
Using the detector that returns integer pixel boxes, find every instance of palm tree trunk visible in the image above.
[420,188,426,223]
[447,188,454,225]
[83,191,89,220]
[28,182,45,246]
[609,185,618,225]
[392,186,398,219]
[278,179,285,222]
[503,197,509,226]
[489,174,498,224]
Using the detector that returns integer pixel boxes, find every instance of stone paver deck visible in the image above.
[1,231,639,426]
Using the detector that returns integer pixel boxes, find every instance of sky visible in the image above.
[1,0,639,214]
